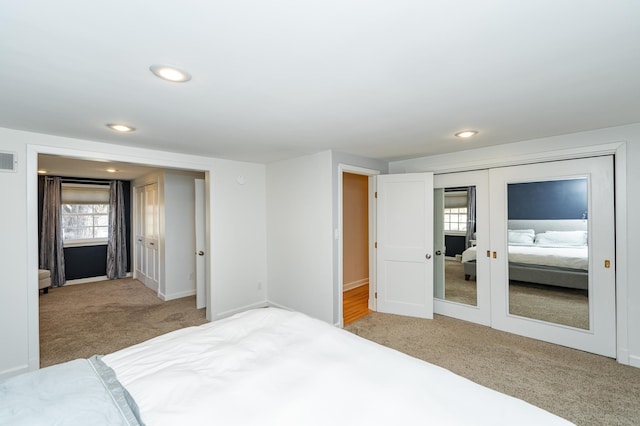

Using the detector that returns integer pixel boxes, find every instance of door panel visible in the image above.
[376,173,434,319]
[135,183,160,292]
[433,170,491,326]
[489,156,615,357]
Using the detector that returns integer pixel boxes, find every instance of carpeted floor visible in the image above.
[39,278,208,367]
[346,312,640,426]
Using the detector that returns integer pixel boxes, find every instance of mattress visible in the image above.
[101,307,573,426]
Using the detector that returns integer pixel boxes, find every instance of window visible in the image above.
[444,207,468,232]
[61,183,110,246]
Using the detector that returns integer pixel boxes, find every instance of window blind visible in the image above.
[61,183,110,204]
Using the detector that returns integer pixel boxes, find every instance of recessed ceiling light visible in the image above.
[149,65,192,83]
[37,170,47,174]
[107,123,136,133]
[106,168,118,173]
[455,130,478,138]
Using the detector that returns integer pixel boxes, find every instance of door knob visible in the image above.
[425,253,432,259]
[198,251,204,256]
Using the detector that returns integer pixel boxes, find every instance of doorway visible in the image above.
[338,165,379,327]
[31,150,212,369]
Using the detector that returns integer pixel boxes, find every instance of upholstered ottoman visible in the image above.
[38,269,51,294]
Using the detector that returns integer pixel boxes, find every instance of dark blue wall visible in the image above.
[508,179,587,220]
[38,177,132,280]
[445,235,466,257]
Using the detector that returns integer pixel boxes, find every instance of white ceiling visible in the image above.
[2,1,639,164]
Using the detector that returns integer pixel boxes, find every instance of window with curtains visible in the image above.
[61,183,110,246]
[444,190,468,234]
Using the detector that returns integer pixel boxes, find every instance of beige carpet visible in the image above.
[39,278,208,367]
[346,312,640,426]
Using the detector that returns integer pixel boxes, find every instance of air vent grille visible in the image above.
[0,152,16,172]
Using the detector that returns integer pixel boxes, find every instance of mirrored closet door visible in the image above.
[489,156,616,358]
[433,170,490,326]
[432,156,615,357]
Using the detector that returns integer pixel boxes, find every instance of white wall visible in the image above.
[266,151,334,323]
[0,127,268,378]
[389,123,640,367]
[209,159,268,318]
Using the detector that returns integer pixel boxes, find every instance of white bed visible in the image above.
[1,307,573,425]
[99,307,573,425]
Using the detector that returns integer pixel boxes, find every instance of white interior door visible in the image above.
[490,156,616,357]
[433,170,491,326]
[376,173,434,319]
[194,179,206,309]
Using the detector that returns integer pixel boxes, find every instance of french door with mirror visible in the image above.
[433,156,615,357]
[433,170,491,326]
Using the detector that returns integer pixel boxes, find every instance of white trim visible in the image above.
[213,300,270,320]
[159,289,197,301]
[343,278,369,292]
[66,275,108,285]
[63,239,108,248]
[630,355,640,369]
[64,272,133,286]
[399,142,624,174]
[0,363,29,380]
[337,163,380,329]
[614,143,629,365]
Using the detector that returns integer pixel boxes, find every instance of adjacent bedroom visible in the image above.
[36,155,208,367]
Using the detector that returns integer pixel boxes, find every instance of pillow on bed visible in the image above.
[534,230,588,247]
[507,229,535,245]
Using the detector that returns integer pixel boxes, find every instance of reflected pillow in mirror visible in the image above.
[508,230,535,245]
[535,231,588,247]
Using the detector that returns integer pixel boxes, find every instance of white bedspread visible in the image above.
[103,308,572,426]
[462,245,588,270]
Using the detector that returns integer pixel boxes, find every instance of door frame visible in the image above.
[26,144,213,371]
[337,164,380,328]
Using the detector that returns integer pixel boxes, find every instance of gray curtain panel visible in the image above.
[107,180,128,279]
[39,176,66,287]
[465,186,476,248]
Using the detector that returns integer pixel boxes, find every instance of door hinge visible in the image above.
[375,292,377,299]
[375,241,378,248]
[375,191,378,198]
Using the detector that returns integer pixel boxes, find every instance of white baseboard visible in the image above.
[213,300,270,320]
[0,363,30,380]
[343,278,369,292]
[65,272,132,286]
[160,289,196,301]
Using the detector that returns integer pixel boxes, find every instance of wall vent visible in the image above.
[0,151,17,172]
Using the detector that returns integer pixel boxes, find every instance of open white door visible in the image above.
[194,179,206,309]
[376,173,434,319]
